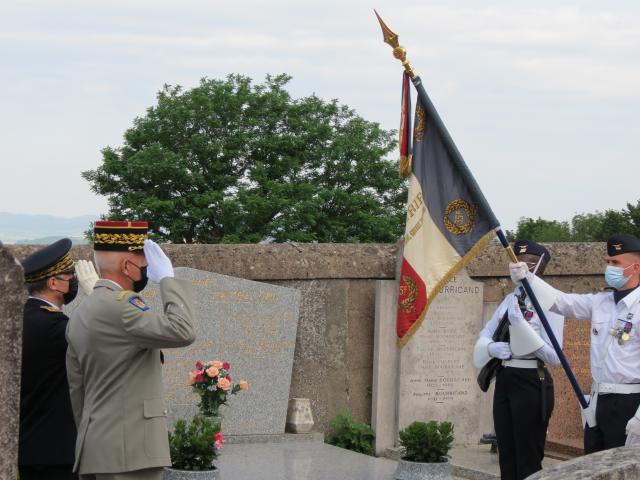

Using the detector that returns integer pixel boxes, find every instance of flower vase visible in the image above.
[286,398,314,433]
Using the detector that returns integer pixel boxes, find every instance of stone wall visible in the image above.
[0,244,26,480]
[8,242,606,446]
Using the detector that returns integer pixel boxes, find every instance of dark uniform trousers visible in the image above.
[19,298,78,480]
[585,392,640,454]
[493,365,554,480]
[19,465,78,480]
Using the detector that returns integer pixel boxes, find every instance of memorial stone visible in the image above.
[398,269,484,445]
[142,267,301,435]
[0,244,26,480]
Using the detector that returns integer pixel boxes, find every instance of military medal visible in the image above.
[613,319,633,346]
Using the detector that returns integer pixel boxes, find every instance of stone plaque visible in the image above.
[135,267,300,435]
[398,269,484,445]
[0,244,26,480]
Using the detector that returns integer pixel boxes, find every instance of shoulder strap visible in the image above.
[493,310,511,342]
[39,305,61,313]
[116,290,131,301]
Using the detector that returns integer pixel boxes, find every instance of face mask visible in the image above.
[63,277,79,304]
[128,264,148,293]
[605,265,634,290]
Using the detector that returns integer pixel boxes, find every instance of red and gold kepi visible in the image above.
[93,221,148,252]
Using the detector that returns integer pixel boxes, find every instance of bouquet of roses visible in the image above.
[188,360,248,417]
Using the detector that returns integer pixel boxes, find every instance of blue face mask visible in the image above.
[605,265,634,290]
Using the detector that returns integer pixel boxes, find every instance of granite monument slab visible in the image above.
[142,267,301,435]
[398,269,484,445]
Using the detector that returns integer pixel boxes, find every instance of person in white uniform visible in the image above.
[474,240,564,480]
[509,233,640,453]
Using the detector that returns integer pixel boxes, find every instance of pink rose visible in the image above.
[206,366,219,378]
[212,360,223,369]
[222,361,230,370]
[187,371,198,385]
[195,373,205,383]
[226,374,232,382]
[195,361,203,371]
[238,379,249,391]
[214,432,224,449]
[217,377,231,391]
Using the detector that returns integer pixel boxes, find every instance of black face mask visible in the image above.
[62,277,78,304]
[132,265,149,293]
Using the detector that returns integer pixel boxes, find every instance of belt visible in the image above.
[596,382,640,395]
[502,359,538,368]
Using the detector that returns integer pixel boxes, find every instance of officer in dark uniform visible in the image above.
[19,239,89,480]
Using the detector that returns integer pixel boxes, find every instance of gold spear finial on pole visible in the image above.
[374,9,416,78]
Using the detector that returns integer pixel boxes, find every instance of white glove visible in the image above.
[488,342,512,360]
[625,416,640,446]
[509,262,532,285]
[507,295,526,325]
[75,260,99,295]
[144,239,174,283]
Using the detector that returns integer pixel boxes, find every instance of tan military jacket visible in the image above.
[66,278,195,474]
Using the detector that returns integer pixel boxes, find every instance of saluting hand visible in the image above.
[76,260,99,295]
[488,342,512,360]
[144,239,175,283]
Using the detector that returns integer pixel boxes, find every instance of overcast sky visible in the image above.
[1,0,638,231]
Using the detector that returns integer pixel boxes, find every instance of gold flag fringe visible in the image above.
[399,154,412,179]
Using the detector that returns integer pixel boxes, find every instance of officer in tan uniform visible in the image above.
[66,221,196,480]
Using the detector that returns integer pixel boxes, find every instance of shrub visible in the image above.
[398,420,454,463]
[326,409,375,456]
[168,415,223,470]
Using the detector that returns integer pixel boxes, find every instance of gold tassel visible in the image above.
[399,154,412,179]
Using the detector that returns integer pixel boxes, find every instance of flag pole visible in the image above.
[374,10,588,409]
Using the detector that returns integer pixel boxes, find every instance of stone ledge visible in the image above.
[7,243,398,281]
[224,432,324,444]
[527,446,640,480]
[6,241,609,281]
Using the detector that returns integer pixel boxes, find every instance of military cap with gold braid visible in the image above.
[93,221,148,251]
[22,238,75,283]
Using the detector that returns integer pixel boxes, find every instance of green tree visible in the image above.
[621,200,640,236]
[506,217,573,242]
[507,200,640,242]
[83,74,406,243]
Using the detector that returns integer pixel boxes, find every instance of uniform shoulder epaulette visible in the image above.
[40,305,61,313]
[116,290,133,301]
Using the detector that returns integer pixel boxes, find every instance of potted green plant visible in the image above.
[394,420,454,480]
[164,359,249,479]
[165,415,224,479]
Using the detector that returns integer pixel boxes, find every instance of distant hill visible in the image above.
[14,236,89,245]
[0,212,95,244]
